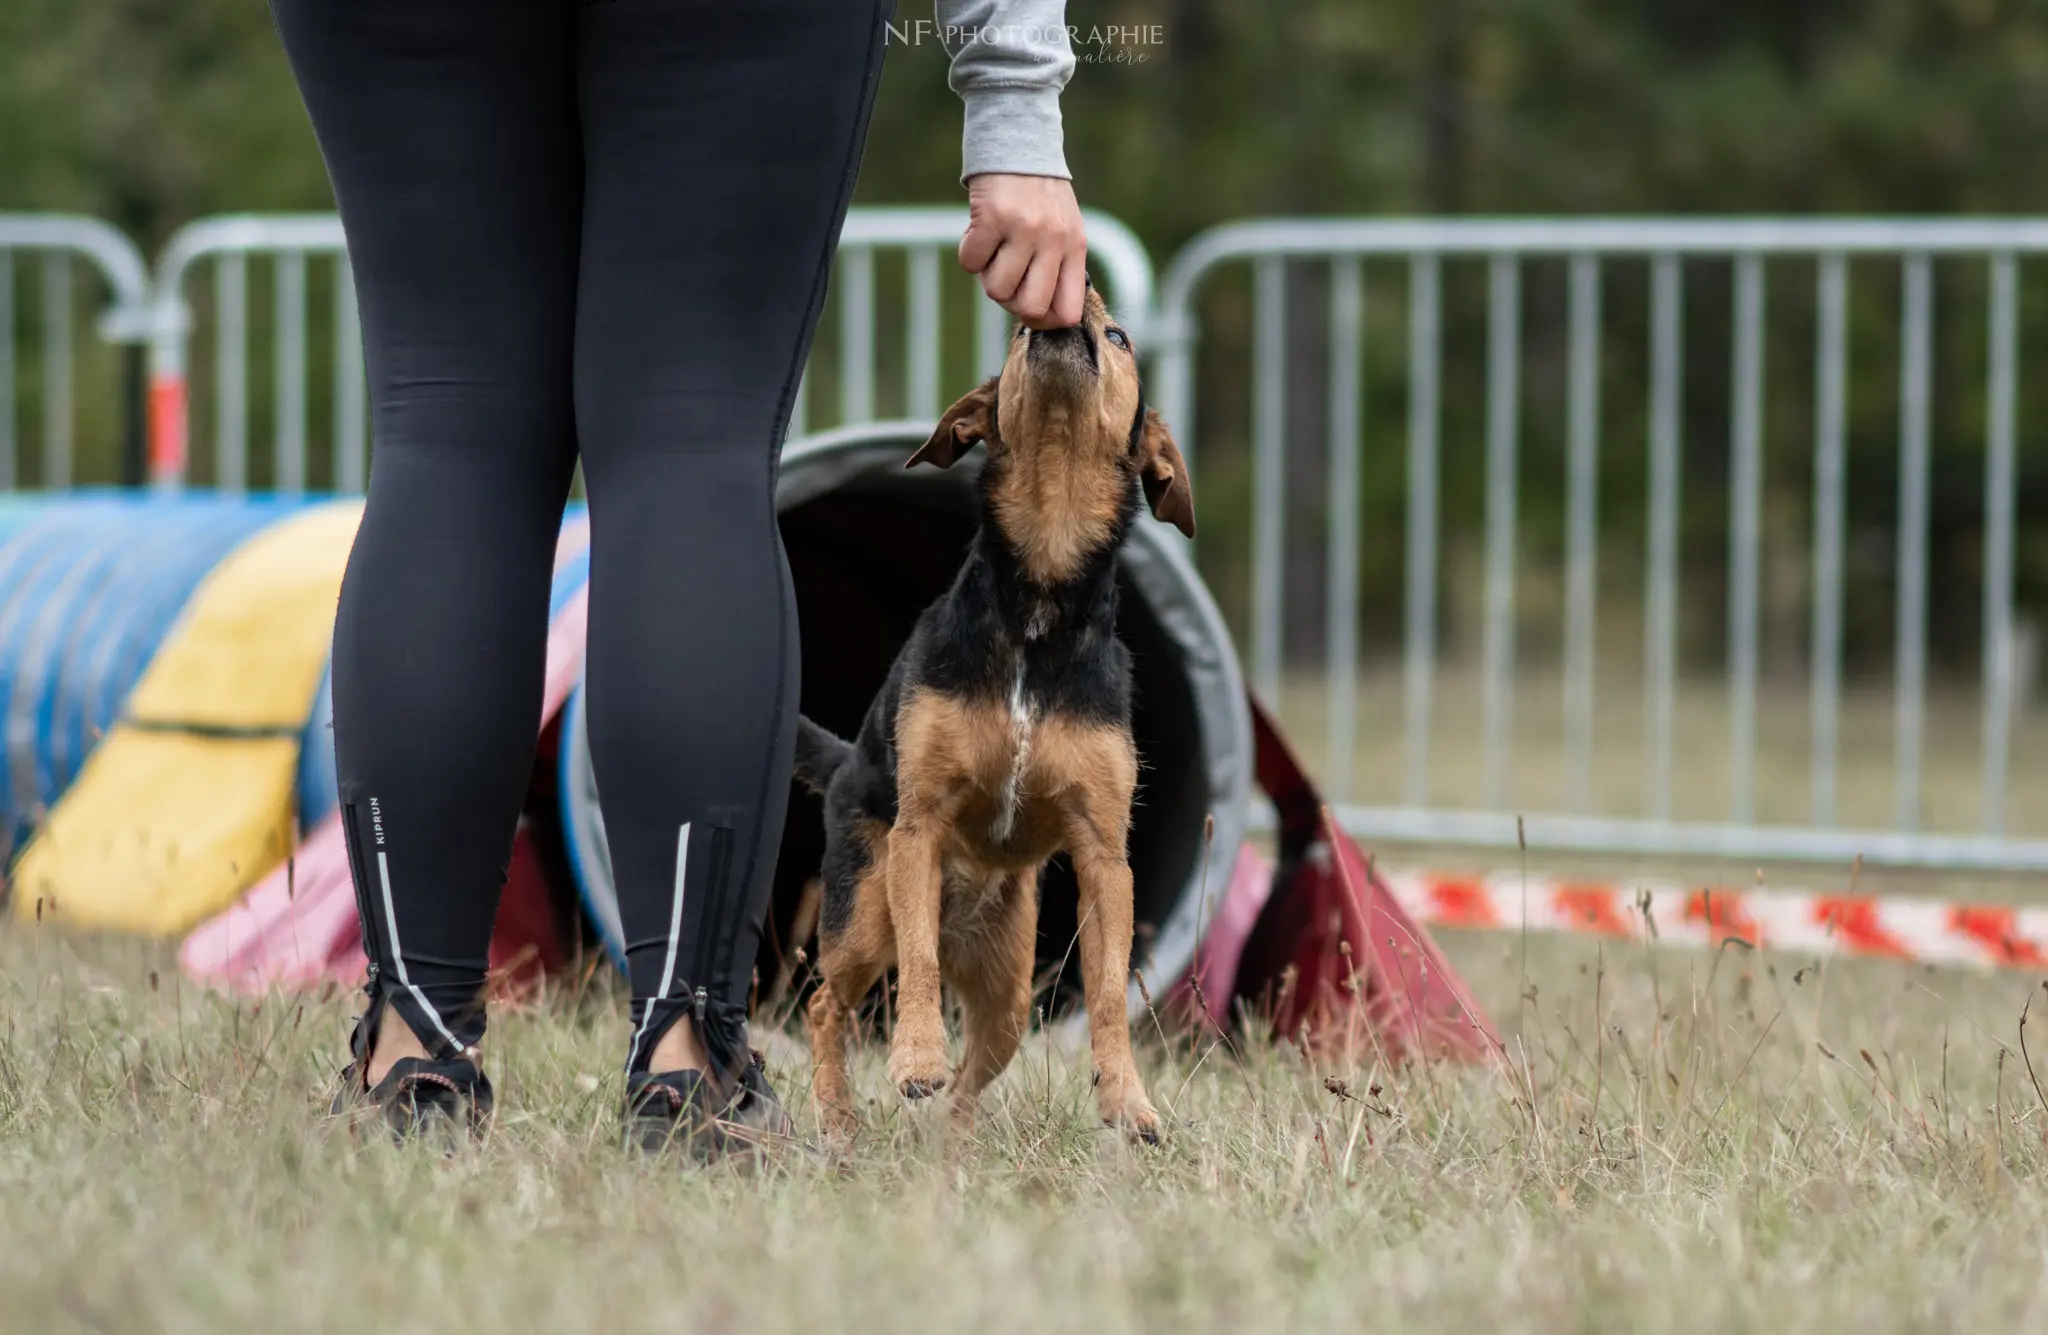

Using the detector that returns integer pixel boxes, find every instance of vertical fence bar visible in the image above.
[1983,255,2019,837]
[0,254,12,490]
[41,255,72,489]
[1728,255,1766,824]
[1251,256,1287,706]
[275,251,308,495]
[1404,255,1442,806]
[839,247,875,425]
[1325,257,1364,799]
[1564,255,1602,814]
[334,257,366,493]
[1481,255,1521,810]
[216,255,248,494]
[907,247,942,422]
[1811,257,1848,827]
[1895,254,1932,832]
[976,292,1010,382]
[1645,254,1684,822]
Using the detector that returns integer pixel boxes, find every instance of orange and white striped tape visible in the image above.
[1382,869,2048,970]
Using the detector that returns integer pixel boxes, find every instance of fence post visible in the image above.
[121,345,145,486]
[146,293,189,492]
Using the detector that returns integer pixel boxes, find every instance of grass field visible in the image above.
[5,913,2048,1334]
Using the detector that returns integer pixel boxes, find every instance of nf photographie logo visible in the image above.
[887,21,1165,64]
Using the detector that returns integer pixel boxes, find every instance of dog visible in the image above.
[793,284,1193,1144]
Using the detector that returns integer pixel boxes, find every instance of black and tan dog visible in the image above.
[793,285,1192,1144]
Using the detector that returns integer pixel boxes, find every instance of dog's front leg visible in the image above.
[1071,840,1162,1143]
[1057,732,1160,1142]
[884,823,950,1099]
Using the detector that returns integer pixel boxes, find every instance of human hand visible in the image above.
[957,174,1088,329]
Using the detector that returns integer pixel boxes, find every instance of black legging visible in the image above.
[271,0,891,1076]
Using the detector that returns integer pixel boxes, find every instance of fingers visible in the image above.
[1049,252,1087,328]
[1008,251,1062,330]
[977,241,1031,311]
[1003,246,1086,330]
[957,218,1000,277]
[958,174,1089,328]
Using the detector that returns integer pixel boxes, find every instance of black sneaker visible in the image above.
[718,1051,797,1154]
[626,1051,796,1160]
[332,1054,494,1147]
[624,1067,723,1157]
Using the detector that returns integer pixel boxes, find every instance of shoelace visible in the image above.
[391,1069,464,1104]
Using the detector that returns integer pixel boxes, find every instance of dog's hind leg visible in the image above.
[944,869,1041,1128]
[807,863,893,1143]
[806,971,878,1143]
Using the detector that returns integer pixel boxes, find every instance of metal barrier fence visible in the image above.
[1153,218,2048,872]
[143,207,1154,492]
[0,215,153,490]
[147,214,357,493]
[16,207,2048,873]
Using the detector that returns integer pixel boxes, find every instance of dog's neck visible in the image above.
[982,398,1139,583]
[965,467,1131,646]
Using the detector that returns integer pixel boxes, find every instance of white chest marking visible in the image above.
[991,662,1036,844]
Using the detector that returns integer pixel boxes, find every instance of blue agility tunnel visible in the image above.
[0,494,313,859]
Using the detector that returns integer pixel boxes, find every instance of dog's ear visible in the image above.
[907,377,999,469]
[1137,409,1195,538]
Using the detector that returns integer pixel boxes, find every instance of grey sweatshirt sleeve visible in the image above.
[936,0,1075,182]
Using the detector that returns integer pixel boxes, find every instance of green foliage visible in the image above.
[0,0,325,244]
[19,1,2045,253]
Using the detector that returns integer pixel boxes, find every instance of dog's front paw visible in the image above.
[888,1040,950,1101]
[1096,1072,1163,1145]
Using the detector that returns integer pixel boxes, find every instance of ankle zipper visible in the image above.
[339,803,379,988]
[686,824,738,1072]
[688,825,737,994]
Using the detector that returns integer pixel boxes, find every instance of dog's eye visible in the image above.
[1105,327,1130,350]
[1015,325,1028,340]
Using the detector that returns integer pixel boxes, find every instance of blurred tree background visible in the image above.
[13,1,2048,255]
[7,0,2048,680]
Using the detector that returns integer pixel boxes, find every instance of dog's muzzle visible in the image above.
[1027,322,1098,377]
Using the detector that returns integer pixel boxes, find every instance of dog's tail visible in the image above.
[792,715,854,796]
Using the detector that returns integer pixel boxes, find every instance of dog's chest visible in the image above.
[986,607,1066,842]
[987,656,1037,842]
[945,629,1063,857]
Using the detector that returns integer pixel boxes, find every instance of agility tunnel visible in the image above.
[0,494,319,858]
[183,514,593,994]
[4,496,358,934]
[560,421,1256,1018]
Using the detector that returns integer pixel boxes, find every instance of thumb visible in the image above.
[958,216,1001,275]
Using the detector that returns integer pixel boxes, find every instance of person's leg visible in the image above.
[572,0,893,1083]
[268,0,582,1081]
